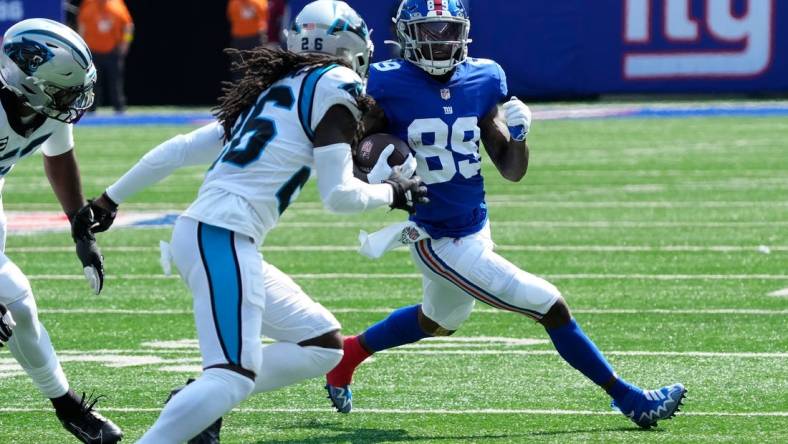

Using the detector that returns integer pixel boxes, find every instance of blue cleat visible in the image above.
[325,384,353,413]
[612,383,687,429]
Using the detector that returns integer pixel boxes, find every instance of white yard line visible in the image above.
[8,244,787,253]
[299,273,788,280]
[37,308,788,316]
[275,221,788,229]
[382,350,788,358]
[7,200,788,212]
[768,288,788,297]
[50,349,787,359]
[25,273,788,281]
[294,200,788,209]
[0,406,784,417]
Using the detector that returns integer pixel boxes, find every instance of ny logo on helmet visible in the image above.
[4,37,54,76]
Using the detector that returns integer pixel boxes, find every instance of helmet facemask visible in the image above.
[39,80,95,123]
[397,16,470,76]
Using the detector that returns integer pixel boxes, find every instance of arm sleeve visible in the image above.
[309,66,364,133]
[313,143,393,214]
[106,122,225,203]
[40,123,74,156]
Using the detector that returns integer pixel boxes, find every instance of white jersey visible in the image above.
[0,99,73,180]
[184,64,365,243]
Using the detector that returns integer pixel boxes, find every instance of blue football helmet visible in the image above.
[393,0,471,75]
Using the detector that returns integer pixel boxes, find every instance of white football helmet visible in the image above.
[0,18,96,123]
[286,1,374,78]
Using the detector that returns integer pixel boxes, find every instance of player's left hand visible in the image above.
[366,144,418,185]
[70,205,105,295]
[0,303,15,347]
[502,96,532,142]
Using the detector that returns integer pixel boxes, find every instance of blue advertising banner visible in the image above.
[0,0,63,36]
[287,0,788,97]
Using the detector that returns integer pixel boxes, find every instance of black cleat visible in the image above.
[55,393,123,443]
[167,378,222,444]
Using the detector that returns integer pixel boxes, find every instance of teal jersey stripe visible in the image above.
[298,64,339,141]
[198,223,243,365]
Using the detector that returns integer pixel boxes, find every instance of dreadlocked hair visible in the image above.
[214,47,375,141]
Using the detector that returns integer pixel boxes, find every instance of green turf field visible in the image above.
[0,115,786,443]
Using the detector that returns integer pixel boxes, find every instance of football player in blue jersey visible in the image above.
[326,0,686,429]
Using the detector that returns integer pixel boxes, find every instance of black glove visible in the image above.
[89,192,118,233]
[69,205,105,295]
[69,204,96,242]
[0,303,14,347]
[384,167,430,214]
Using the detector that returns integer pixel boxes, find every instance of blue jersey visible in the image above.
[367,58,508,239]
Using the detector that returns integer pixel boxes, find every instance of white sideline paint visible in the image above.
[768,288,788,297]
[7,244,788,253]
[38,308,788,316]
[25,273,788,281]
[0,406,785,417]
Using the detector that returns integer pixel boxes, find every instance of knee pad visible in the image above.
[7,293,38,328]
[502,271,562,316]
[203,368,255,402]
[0,256,32,306]
[421,298,474,332]
[305,346,343,375]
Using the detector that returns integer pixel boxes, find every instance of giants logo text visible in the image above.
[623,0,773,79]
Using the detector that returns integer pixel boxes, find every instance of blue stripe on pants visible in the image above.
[197,223,243,366]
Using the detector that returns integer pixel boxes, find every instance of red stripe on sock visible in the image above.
[326,336,371,386]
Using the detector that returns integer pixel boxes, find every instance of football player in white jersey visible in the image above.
[87,2,427,442]
[0,19,122,443]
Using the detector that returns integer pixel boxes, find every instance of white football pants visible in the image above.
[139,216,342,443]
[0,194,69,399]
[170,216,341,378]
[410,221,561,331]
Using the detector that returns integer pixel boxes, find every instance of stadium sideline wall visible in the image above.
[290,0,788,98]
[2,0,787,103]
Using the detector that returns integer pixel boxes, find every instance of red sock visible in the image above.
[326,336,371,386]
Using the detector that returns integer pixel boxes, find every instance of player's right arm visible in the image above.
[311,67,426,214]
[479,61,531,182]
[91,122,225,230]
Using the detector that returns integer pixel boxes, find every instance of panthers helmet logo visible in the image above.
[4,37,54,76]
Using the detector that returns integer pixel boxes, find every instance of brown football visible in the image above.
[352,133,411,183]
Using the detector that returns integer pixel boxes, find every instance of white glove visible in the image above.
[502,96,531,142]
[366,144,418,184]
